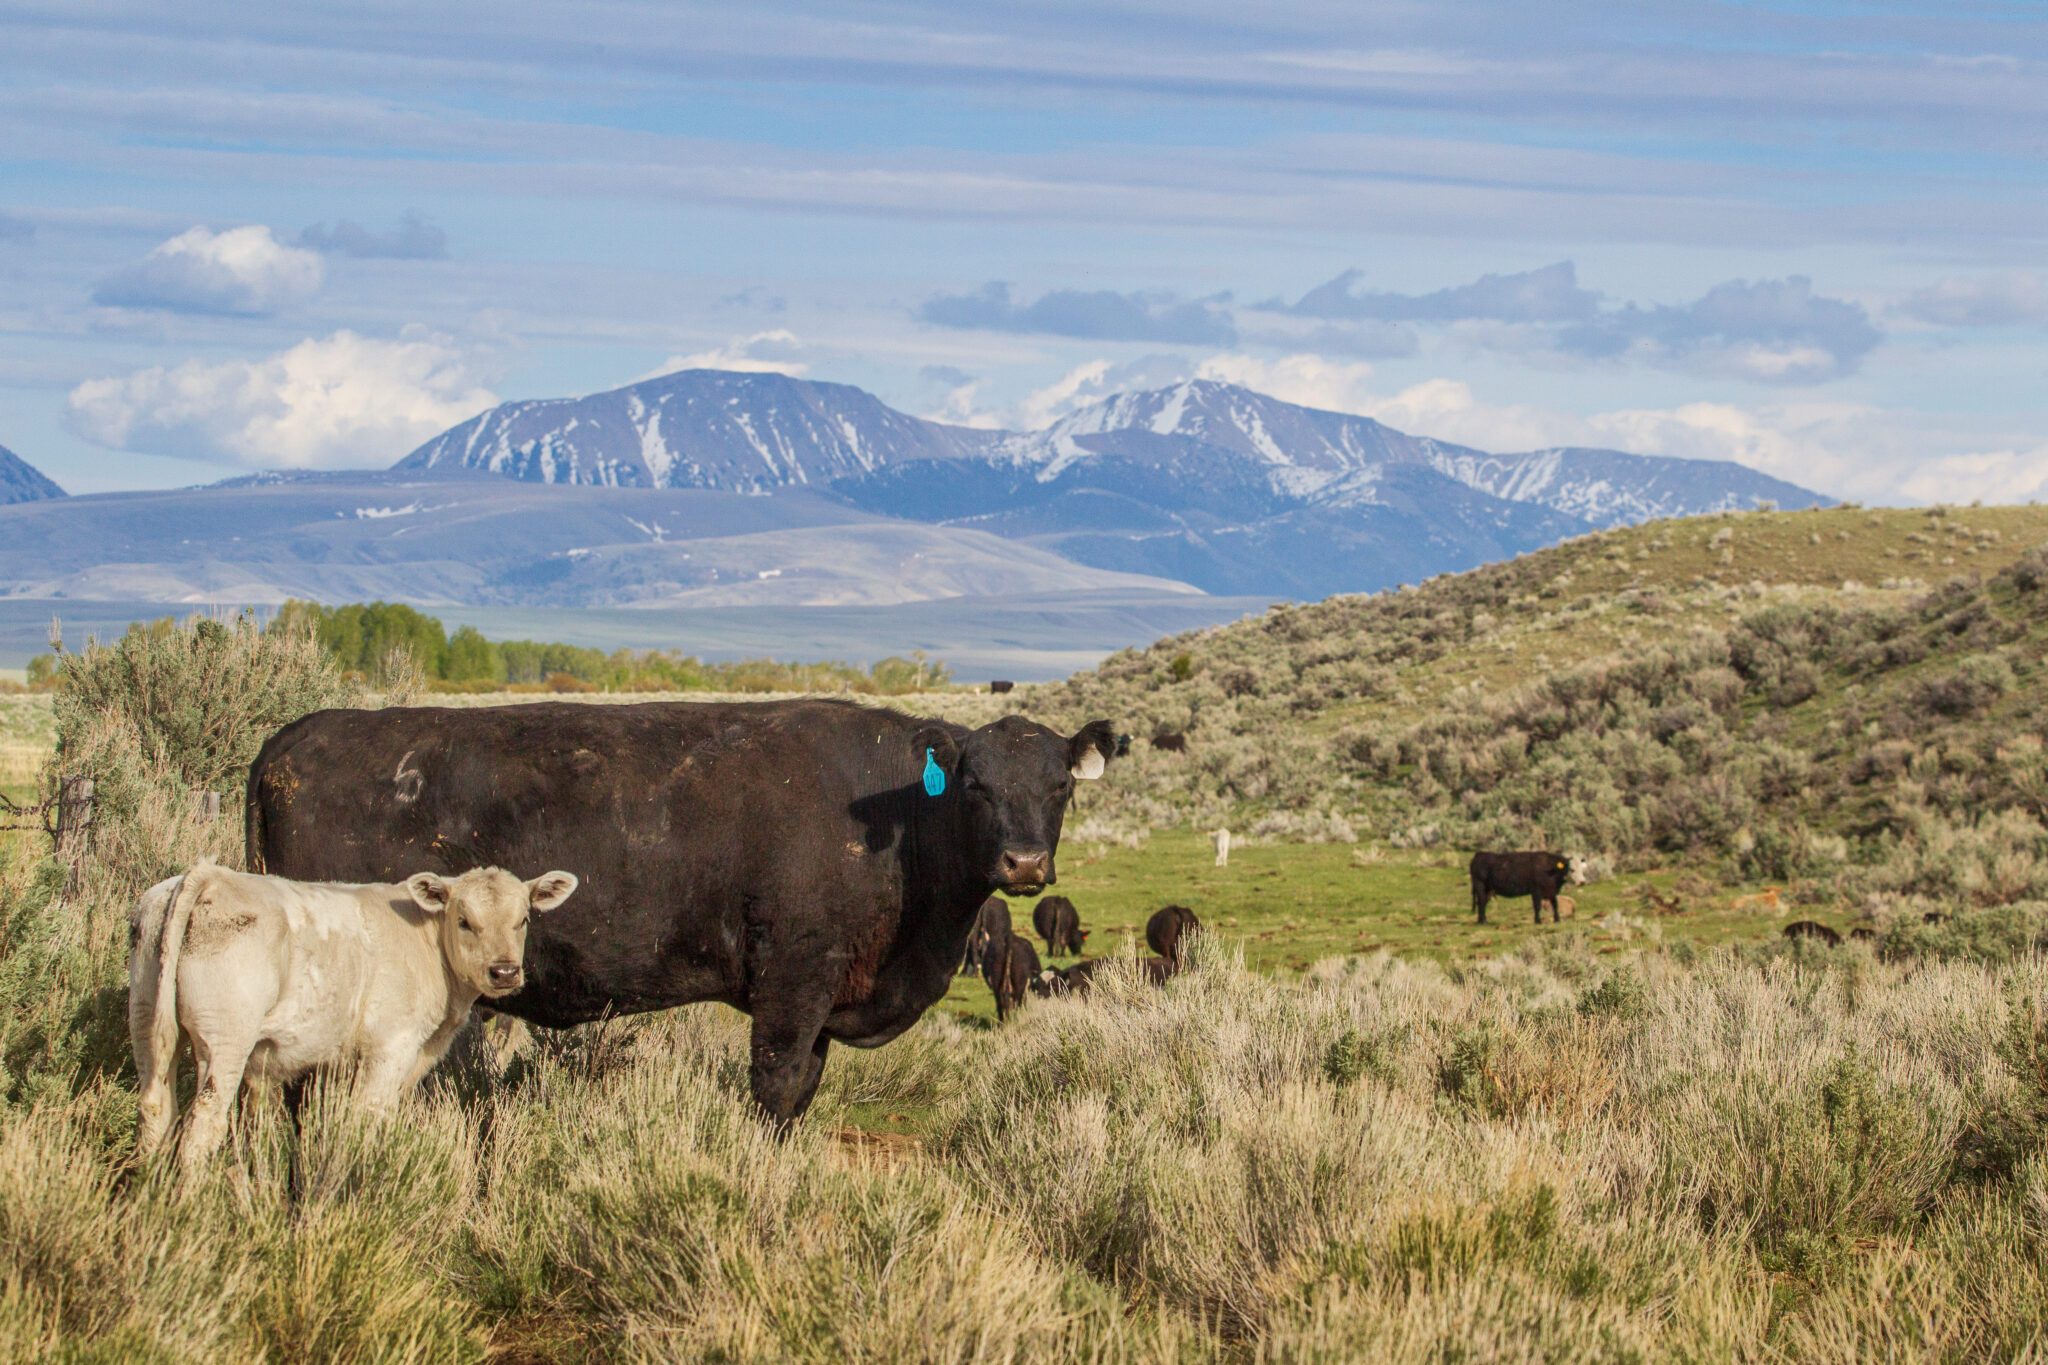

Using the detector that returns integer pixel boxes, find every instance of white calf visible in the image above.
[129,860,576,1172]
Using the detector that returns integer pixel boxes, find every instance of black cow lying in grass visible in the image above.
[1033,955,1177,997]
[1469,851,1573,925]
[1783,920,1843,946]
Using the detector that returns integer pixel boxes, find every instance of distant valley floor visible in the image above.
[3,590,1273,681]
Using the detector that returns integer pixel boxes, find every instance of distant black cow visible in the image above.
[1784,920,1843,946]
[1922,911,1950,925]
[982,929,1042,1022]
[960,896,1012,975]
[1145,904,1200,966]
[1033,895,1087,956]
[248,698,1119,1125]
[1151,730,1188,753]
[1469,851,1573,925]
[1849,927,1877,943]
[990,680,1015,694]
[1051,955,1177,995]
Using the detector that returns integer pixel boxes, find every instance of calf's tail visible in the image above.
[147,863,211,1100]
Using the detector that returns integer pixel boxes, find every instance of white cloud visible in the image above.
[920,376,1002,429]
[642,329,808,379]
[92,224,324,315]
[1193,352,1379,414]
[1016,359,1115,429]
[66,328,497,469]
[1898,273,2048,327]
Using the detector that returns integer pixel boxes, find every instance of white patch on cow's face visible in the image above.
[408,867,576,998]
[1070,748,1106,780]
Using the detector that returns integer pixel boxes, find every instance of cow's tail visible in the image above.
[243,760,267,874]
[147,862,212,1096]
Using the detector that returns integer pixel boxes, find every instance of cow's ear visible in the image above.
[910,726,959,778]
[1067,720,1117,780]
[406,873,451,915]
[527,870,579,912]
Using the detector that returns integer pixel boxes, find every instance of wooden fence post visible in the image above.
[55,775,94,859]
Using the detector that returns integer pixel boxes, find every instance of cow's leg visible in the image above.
[1532,892,1545,925]
[1474,886,1489,925]
[178,1029,256,1174]
[748,994,836,1129]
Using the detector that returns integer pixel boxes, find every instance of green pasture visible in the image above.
[936,829,1847,1023]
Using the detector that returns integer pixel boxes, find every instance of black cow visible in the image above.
[1054,955,1177,995]
[1151,730,1188,753]
[1145,904,1200,966]
[982,929,1041,1021]
[1032,895,1087,956]
[246,699,1118,1124]
[960,896,1012,975]
[1469,851,1573,925]
[1849,927,1877,943]
[1783,920,1843,946]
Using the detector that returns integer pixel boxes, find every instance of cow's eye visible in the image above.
[457,917,472,931]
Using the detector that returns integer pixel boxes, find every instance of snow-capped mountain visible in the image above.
[391,369,1829,599]
[997,379,1821,526]
[397,369,993,491]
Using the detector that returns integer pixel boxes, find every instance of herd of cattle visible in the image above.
[121,696,1864,1175]
[959,896,1197,1020]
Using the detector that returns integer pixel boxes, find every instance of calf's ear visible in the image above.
[526,871,579,912]
[406,873,451,914]
[1067,719,1117,780]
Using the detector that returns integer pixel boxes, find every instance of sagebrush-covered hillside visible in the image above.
[1016,503,2048,908]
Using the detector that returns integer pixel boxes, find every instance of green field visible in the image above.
[935,831,1847,1023]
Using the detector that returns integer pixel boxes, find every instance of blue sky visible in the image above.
[2,0,2045,501]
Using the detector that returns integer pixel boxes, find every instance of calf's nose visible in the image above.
[488,963,523,989]
[1000,847,1051,886]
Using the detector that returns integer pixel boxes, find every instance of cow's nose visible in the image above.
[1000,847,1051,887]
[488,963,522,989]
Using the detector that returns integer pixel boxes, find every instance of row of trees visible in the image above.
[261,599,953,694]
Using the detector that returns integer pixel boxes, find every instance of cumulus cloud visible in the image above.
[642,330,809,378]
[919,282,1236,346]
[1558,275,1880,384]
[1275,261,1599,323]
[65,328,496,469]
[1898,272,2048,327]
[297,210,447,259]
[1192,352,1380,415]
[1238,315,1418,358]
[1015,354,1197,429]
[92,225,324,315]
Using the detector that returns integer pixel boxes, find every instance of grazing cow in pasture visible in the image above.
[1151,730,1187,753]
[1922,911,1949,925]
[248,699,1119,1125]
[1145,904,1200,966]
[130,861,576,1173]
[1032,895,1087,956]
[982,929,1041,1021]
[1783,920,1843,946]
[990,680,1015,694]
[960,896,1011,975]
[1468,851,1573,925]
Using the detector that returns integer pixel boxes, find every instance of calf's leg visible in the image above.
[178,1028,257,1175]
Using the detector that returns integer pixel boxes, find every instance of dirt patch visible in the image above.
[829,1126,921,1170]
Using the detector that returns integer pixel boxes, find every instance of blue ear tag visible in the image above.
[922,747,946,797]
